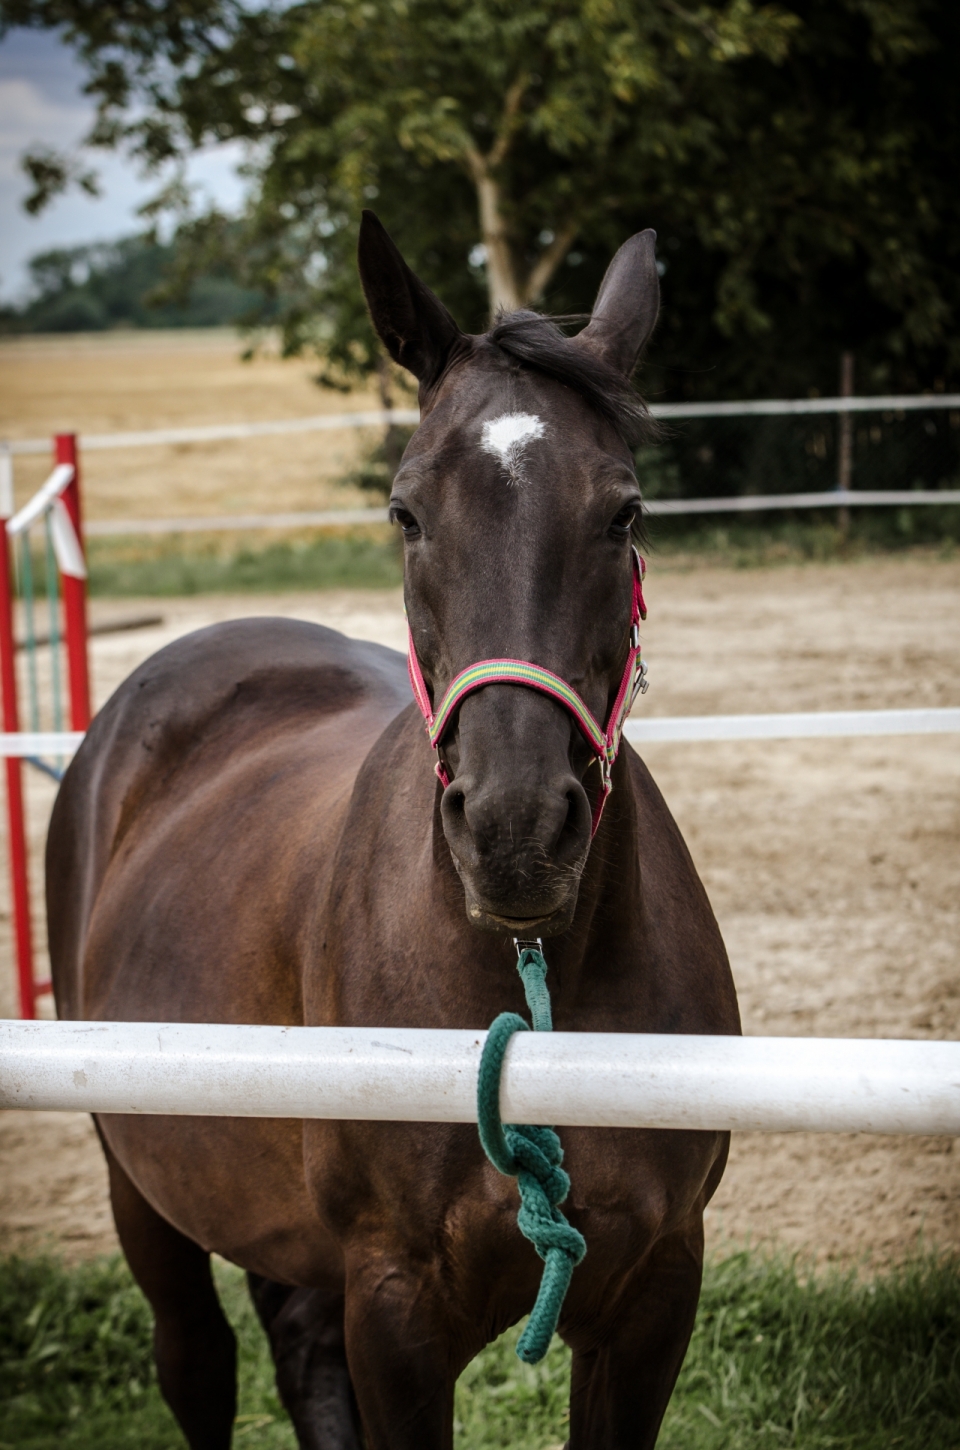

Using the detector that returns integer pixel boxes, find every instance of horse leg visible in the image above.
[341,1255,461,1450]
[247,1275,362,1450]
[565,1224,704,1450]
[99,1130,237,1449]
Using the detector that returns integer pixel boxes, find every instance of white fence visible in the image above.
[5,392,960,457]
[3,709,957,762]
[2,1020,959,1135]
[3,393,959,533]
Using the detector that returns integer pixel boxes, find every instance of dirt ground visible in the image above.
[1,557,958,1268]
[1,330,958,1271]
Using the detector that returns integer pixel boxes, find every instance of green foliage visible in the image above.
[7,0,959,403]
[0,234,266,334]
[2,1251,959,1449]
[637,408,960,502]
[84,529,402,597]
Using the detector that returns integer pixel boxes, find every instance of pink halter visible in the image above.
[407,548,648,835]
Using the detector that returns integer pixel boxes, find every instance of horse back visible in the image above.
[46,617,411,1022]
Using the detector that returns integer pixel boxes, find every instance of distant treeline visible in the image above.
[0,234,267,334]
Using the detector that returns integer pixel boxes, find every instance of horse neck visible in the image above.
[542,755,643,1015]
[416,742,641,1021]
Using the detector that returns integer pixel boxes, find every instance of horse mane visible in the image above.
[487,310,658,450]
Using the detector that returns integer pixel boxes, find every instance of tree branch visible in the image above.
[658,0,724,50]
[487,73,529,169]
[521,219,580,305]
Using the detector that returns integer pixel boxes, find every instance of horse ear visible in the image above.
[358,211,466,390]
[574,229,660,377]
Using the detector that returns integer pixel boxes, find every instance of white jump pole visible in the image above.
[623,707,960,744]
[1,709,958,763]
[2,1021,958,1135]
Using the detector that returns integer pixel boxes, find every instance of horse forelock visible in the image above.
[485,309,657,451]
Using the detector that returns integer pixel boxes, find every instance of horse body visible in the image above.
[47,216,739,1449]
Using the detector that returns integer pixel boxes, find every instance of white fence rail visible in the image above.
[646,488,960,516]
[623,708,960,743]
[2,1020,958,1135]
[3,709,957,763]
[2,409,421,456]
[5,393,960,457]
[4,394,959,531]
[72,489,960,537]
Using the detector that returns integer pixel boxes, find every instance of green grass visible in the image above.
[84,528,403,597]
[2,1251,959,1449]
[0,1256,292,1449]
[69,507,960,599]
[646,508,960,568]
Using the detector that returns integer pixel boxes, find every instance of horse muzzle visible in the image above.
[439,764,593,937]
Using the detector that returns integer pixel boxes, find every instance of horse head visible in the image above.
[358,212,659,936]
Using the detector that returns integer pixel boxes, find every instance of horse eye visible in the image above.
[390,506,421,537]
[609,505,636,536]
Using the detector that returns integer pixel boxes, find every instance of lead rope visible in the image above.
[476,940,586,1363]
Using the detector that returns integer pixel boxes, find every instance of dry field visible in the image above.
[0,331,959,1275]
[0,328,395,520]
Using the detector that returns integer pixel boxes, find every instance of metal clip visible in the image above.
[514,937,544,958]
[629,658,649,705]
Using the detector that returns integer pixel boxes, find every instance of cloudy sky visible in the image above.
[0,27,245,302]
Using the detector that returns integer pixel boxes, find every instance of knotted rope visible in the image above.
[477,943,586,1364]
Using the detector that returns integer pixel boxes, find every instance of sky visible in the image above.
[0,28,246,302]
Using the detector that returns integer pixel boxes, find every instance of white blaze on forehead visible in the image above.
[480,412,546,484]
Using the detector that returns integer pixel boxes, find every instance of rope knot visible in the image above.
[476,946,586,1364]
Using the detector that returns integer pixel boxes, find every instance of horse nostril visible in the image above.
[555,783,591,861]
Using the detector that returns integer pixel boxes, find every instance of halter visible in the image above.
[407,547,648,835]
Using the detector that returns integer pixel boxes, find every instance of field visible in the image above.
[0,329,390,520]
[1,331,960,1445]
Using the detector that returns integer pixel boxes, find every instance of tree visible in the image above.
[0,233,266,333]
[3,2,795,332]
[3,0,958,406]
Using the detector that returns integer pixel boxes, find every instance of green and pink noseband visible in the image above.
[407,548,648,835]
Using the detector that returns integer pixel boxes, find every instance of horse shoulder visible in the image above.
[47,617,411,1022]
[624,744,741,1037]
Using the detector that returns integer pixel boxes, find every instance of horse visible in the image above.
[47,212,740,1450]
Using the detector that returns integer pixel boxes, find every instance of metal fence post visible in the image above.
[837,352,854,536]
[53,434,91,731]
[0,447,37,1017]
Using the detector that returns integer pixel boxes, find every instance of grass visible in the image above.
[646,508,960,569]
[0,1255,292,1450]
[2,1251,959,1449]
[62,507,960,599]
[84,528,403,597]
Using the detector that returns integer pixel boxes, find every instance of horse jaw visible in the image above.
[462,888,579,938]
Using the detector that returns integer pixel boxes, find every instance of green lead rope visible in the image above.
[476,944,586,1364]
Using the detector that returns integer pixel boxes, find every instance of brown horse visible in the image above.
[47,213,739,1450]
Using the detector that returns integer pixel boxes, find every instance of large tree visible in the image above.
[3,0,958,400]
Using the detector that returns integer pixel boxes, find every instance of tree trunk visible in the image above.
[473,170,579,320]
[476,173,522,317]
